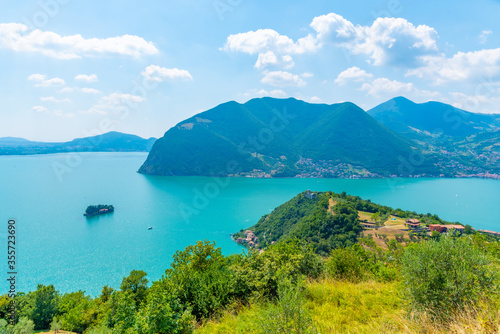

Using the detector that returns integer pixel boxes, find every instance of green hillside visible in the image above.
[139,97,428,177]
[367,96,500,138]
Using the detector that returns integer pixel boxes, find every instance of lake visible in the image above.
[1,152,499,296]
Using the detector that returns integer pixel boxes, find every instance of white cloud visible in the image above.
[59,87,74,93]
[361,78,414,97]
[407,48,500,85]
[32,105,49,113]
[479,30,492,44]
[223,13,438,69]
[0,23,158,59]
[447,92,500,114]
[254,51,295,70]
[360,77,440,99]
[261,71,306,87]
[28,74,66,87]
[75,74,98,83]
[32,105,74,117]
[40,96,71,103]
[81,88,101,94]
[301,72,314,78]
[255,89,287,98]
[83,92,146,115]
[141,65,193,82]
[311,14,438,67]
[335,66,373,85]
[310,96,322,103]
[28,74,46,81]
[223,28,317,55]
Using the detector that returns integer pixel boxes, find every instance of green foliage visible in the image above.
[10,317,34,334]
[233,240,324,299]
[401,236,497,320]
[31,284,58,330]
[105,291,136,333]
[50,319,61,332]
[58,291,97,332]
[164,240,238,320]
[326,246,364,282]
[85,204,114,216]
[134,283,194,334]
[120,270,149,306]
[258,278,316,334]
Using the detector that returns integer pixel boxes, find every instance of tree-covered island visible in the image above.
[84,205,114,217]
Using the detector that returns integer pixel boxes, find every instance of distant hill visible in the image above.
[0,132,156,155]
[139,97,431,178]
[367,97,500,138]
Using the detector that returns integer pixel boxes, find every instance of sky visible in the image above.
[0,0,499,141]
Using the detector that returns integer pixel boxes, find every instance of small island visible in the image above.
[84,204,114,217]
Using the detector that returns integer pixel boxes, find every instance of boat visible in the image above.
[148,226,153,230]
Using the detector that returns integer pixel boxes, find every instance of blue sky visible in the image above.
[1,0,499,141]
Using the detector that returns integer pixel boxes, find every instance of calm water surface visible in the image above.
[1,153,499,295]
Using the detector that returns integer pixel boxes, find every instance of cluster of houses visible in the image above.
[361,217,468,234]
[236,230,260,248]
[404,219,466,234]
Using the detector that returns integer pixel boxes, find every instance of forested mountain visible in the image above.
[139,97,433,178]
[367,96,500,138]
[0,131,156,155]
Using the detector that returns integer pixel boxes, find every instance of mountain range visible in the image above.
[139,97,500,179]
[0,131,157,155]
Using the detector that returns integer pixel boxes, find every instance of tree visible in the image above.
[32,284,58,330]
[11,317,35,334]
[120,270,148,306]
[401,236,496,320]
[50,319,62,333]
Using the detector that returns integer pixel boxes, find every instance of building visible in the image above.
[305,190,317,199]
[360,221,377,229]
[405,219,421,229]
[429,224,465,233]
[478,229,500,237]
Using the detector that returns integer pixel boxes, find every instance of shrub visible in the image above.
[326,245,364,282]
[258,278,316,334]
[401,236,497,320]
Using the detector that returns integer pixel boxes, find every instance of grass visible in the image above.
[358,211,374,221]
[196,280,414,334]
[196,279,500,334]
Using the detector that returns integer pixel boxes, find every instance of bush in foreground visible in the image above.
[401,235,497,320]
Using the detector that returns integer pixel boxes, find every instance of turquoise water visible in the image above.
[1,152,499,296]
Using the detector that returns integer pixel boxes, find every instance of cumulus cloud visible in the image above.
[0,23,158,59]
[310,96,322,103]
[141,65,193,82]
[302,72,314,78]
[223,28,317,55]
[406,48,500,85]
[335,66,373,85]
[75,74,98,83]
[254,51,295,70]
[261,71,306,87]
[255,89,288,98]
[448,92,500,114]
[311,14,438,67]
[28,74,65,87]
[223,13,438,69]
[83,92,146,115]
[360,77,439,99]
